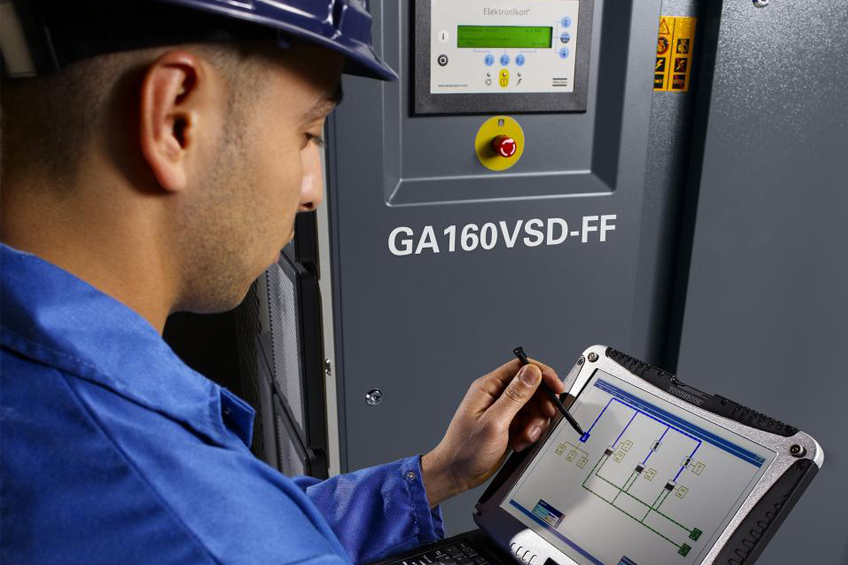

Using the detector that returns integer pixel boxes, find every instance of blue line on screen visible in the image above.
[594,379,765,466]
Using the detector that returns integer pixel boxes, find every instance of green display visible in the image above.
[456,26,553,49]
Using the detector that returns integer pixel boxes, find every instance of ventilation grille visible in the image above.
[233,281,266,460]
[265,260,305,434]
[275,404,307,476]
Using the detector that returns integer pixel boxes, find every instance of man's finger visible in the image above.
[533,359,564,395]
[512,416,551,452]
[524,391,558,419]
[468,357,563,415]
[540,395,559,418]
[488,364,543,423]
[481,358,523,388]
[485,357,560,390]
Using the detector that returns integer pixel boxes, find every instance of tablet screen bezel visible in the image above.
[473,345,822,565]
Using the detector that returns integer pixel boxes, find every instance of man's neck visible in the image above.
[1,177,177,333]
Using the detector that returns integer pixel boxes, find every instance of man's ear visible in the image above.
[139,51,212,192]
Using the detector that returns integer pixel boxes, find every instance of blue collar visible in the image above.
[0,243,255,448]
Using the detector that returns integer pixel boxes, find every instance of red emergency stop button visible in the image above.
[491,135,517,158]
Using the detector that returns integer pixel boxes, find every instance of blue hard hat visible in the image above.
[1,0,397,81]
[155,0,397,81]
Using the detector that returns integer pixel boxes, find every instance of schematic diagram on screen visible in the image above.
[562,387,710,557]
[502,369,777,565]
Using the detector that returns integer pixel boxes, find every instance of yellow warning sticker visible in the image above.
[654,16,696,92]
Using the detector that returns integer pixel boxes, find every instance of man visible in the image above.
[0,1,564,563]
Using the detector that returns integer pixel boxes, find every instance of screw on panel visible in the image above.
[588,352,599,363]
[789,444,806,457]
[577,356,585,366]
[752,0,769,7]
[365,389,383,406]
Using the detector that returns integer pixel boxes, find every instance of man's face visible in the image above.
[177,43,344,313]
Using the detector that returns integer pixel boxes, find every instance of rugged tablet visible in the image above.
[474,345,823,565]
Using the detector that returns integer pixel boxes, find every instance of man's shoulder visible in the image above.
[2,350,208,562]
[0,348,348,565]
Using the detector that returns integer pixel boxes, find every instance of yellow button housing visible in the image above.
[475,116,525,172]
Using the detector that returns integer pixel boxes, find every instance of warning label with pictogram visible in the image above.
[654,16,697,92]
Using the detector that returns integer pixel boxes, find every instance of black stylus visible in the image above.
[513,346,585,437]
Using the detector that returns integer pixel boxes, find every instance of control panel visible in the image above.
[430,0,579,94]
[414,0,594,114]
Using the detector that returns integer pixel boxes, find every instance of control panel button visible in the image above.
[484,54,495,66]
[492,135,517,158]
[560,31,571,44]
[559,46,570,59]
[516,53,526,66]
[500,54,510,66]
[561,15,572,28]
[498,69,509,87]
[437,54,449,66]
[475,116,525,171]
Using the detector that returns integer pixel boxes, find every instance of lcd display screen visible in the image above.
[456,25,553,49]
[501,370,776,565]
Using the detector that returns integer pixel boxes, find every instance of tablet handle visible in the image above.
[714,459,819,564]
[605,348,799,437]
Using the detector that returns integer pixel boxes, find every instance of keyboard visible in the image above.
[373,531,506,565]
[407,540,491,565]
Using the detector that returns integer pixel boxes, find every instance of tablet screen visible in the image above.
[501,370,777,565]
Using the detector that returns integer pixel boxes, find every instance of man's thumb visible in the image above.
[491,364,542,420]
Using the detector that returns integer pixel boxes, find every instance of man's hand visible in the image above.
[421,358,565,508]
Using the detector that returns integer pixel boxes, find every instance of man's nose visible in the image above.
[299,145,324,212]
